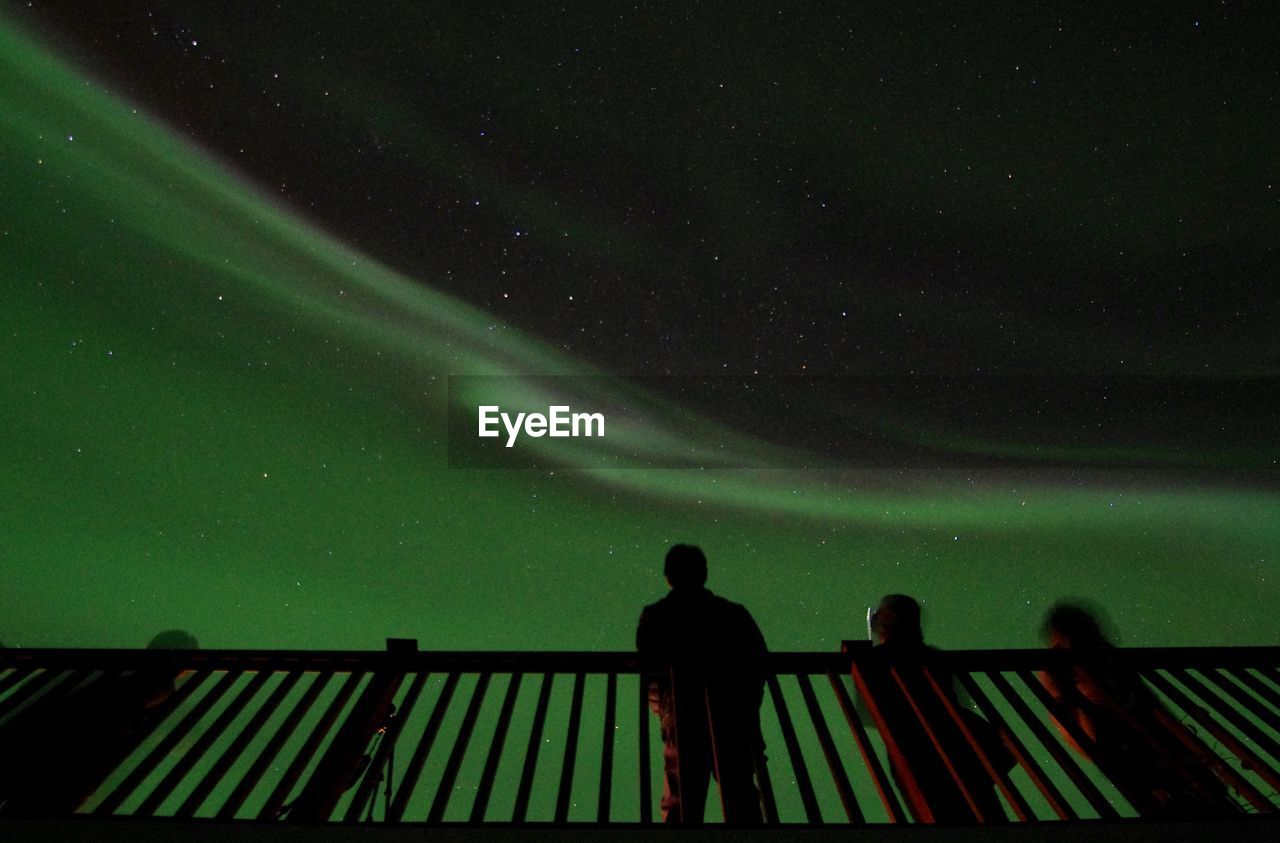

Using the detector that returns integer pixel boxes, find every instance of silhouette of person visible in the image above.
[0,630,199,815]
[636,544,767,824]
[1039,602,1239,818]
[856,595,1006,824]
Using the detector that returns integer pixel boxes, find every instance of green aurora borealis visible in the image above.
[2,15,1277,653]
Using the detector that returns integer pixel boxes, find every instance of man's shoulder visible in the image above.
[639,591,677,617]
[637,593,682,636]
[638,588,760,630]
[707,592,758,621]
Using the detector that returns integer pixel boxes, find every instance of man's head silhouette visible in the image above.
[872,593,923,645]
[1044,601,1109,651]
[664,544,708,589]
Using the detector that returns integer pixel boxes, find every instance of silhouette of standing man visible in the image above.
[636,544,767,824]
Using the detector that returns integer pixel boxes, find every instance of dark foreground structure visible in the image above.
[1,642,1278,840]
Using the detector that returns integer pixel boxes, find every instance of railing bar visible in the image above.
[827,670,903,822]
[1137,670,1273,814]
[0,649,636,675]
[257,670,364,821]
[216,671,331,820]
[512,672,554,822]
[986,671,1118,818]
[0,669,66,723]
[12,647,1278,826]
[138,671,270,815]
[1028,656,1176,816]
[753,719,780,824]
[1148,668,1280,795]
[701,679,726,823]
[554,671,587,823]
[178,670,302,818]
[94,670,227,815]
[1039,660,1249,818]
[597,672,618,823]
[8,646,1280,675]
[2,668,194,816]
[921,665,1031,821]
[8,669,149,810]
[63,668,111,695]
[470,672,524,823]
[1171,668,1280,765]
[1015,668,1151,813]
[848,658,937,822]
[289,663,409,823]
[766,673,822,822]
[426,672,493,823]
[344,671,429,822]
[35,668,98,706]
[3,669,101,731]
[955,671,1075,820]
[76,669,209,811]
[1197,668,1280,759]
[638,675,652,824]
[0,666,33,699]
[796,672,863,823]
[889,665,986,822]
[387,671,459,822]
[1230,668,1280,715]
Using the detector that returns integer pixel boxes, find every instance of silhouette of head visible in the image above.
[1044,603,1108,651]
[664,544,708,589]
[146,630,200,650]
[873,594,923,645]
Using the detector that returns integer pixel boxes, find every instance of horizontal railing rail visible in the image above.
[1,643,1278,825]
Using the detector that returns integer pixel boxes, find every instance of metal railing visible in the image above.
[1,642,1278,825]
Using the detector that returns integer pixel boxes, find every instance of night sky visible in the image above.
[2,2,1276,652]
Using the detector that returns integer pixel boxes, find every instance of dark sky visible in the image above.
[4,2,1279,654]
[21,0,1277,381]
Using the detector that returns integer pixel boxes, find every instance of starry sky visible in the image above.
[1,2,1276,652]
